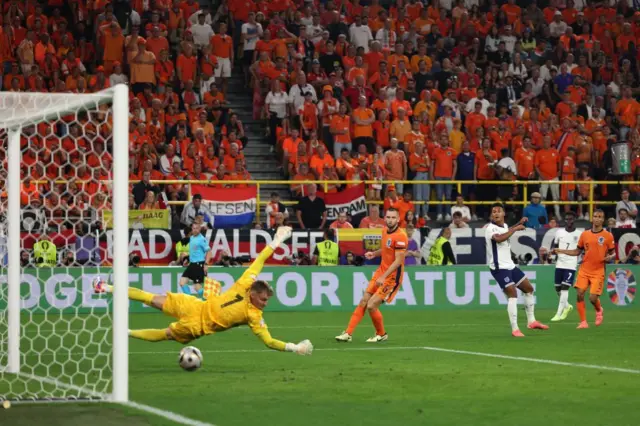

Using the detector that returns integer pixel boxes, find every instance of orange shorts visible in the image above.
[574,270,605,296]
[365,268,404,303]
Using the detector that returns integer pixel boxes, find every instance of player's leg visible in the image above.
[235,226,293,290]
[551,269,574,321]
[93,276,166,311]
[336,291,372,342]
[502,283,523,337]
[589,275,605,326]
[180,262,205,297]
[516,274,548,330]
[365,292,388,342]
[574,272,589,328]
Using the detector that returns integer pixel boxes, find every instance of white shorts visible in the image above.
[214,57,232,78]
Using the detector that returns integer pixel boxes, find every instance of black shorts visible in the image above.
[182,262,205,284]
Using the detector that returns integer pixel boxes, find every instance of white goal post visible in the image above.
[0,85,129,403]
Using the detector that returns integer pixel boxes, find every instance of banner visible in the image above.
[612,228,640,260]
[191,185,257,228]
[102,209,171,230]
[2,265,637,313]
[337,228,383,254]
[17,227,637,267]
[318,183,367,226]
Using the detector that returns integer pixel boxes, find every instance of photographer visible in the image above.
[20,250,33,268]
[129,252,141,267]
[215,250,249,267]
[624,245,640,264]
[341,251,364,266]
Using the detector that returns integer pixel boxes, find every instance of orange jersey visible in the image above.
[578,229,614,275]
[379,226,408,271]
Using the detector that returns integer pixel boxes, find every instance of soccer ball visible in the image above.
[178,346,203,371]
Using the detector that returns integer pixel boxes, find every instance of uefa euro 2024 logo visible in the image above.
[607,269,636,306]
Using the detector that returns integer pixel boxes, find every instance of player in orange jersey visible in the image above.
[552,209,615,329]
[335,208,408,342]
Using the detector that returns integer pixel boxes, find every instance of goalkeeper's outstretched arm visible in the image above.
[250,322,313,355]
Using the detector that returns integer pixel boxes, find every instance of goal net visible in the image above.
[0,86,129,403]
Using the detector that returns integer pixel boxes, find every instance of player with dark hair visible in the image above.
[548,211,582,322]
[336,207,408,342]
[552,209,615,328]
[93,227,314,355]
[485,203,549,337]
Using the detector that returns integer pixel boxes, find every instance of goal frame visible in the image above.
[1,84,130,403]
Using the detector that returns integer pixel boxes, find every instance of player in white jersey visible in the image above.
[485,203,549,337]
[549,211,582,321]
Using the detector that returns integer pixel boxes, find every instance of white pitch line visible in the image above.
[121,400,217,426]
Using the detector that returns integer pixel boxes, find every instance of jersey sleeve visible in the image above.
[577,232,585,250]
[394,233,408,251]
[248,312,286,351]
[486,224,502,240]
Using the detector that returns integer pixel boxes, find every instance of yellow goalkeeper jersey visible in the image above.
[201,270,286,351]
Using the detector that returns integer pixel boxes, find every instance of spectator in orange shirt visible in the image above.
[330,211,354,229]
[359,205,386,228]
[211,22,234,93]
[410,141,431,218]
[431,136,457,220]
[384,138,408,194]
[330,103,352,159]
[535,135,562,220]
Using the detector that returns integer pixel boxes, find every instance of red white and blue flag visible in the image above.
[191,185,257,229]
[318,183,367,227]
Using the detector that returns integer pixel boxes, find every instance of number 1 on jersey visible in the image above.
[221,294,244,308]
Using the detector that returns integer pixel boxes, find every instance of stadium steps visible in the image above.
[225,71,294,217]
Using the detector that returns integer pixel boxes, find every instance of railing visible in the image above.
[29,179,637,224]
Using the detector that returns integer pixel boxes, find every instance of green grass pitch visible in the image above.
[2,309,640,426]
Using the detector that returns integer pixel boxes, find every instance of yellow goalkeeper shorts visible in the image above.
[163,292,204,344]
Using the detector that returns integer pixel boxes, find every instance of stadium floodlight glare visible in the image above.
[0,86,129,403]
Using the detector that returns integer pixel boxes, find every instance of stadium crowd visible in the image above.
[1,0,640,238]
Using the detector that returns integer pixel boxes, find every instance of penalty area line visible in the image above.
[120,400,217,426]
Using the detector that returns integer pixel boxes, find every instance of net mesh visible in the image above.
[0,92,116,402]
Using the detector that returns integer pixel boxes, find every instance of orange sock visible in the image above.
[369,309,386,336]
[577,301,586,321]
[593,298,602,312]
[346,305,366,335]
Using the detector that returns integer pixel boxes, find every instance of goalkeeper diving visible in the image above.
[93,226,313,356]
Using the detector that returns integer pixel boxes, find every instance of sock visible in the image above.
[555,290,568,316]
[129,329,168,342]
[196,287,204,298]
[246,246,274,275]
[369,309,386,336]
[593,298,602,312]
[346,305,366,335]
[507,297,519,331]
[523,292,536,324]
[181,284,192,295]
[577,301,586,322]
[128,287,155,305]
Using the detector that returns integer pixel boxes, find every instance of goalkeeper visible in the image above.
[94,226,313,355]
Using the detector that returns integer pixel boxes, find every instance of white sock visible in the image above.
[559,290,569,310]
[268,238,281,250]
[507,298,519,331]
[524,292,536,324]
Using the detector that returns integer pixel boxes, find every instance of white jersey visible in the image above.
[553,228,582,270]
[485,222,516,270]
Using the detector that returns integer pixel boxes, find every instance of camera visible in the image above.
[290,252,311,266]
[216,255,250,267]
[129,253,141,267]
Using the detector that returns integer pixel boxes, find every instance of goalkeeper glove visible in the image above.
[285,339,314,356]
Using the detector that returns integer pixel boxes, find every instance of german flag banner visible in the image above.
[336,228,383,256]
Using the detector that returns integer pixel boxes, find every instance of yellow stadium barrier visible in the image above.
[29,179,637,225]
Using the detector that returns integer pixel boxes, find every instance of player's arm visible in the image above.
[378,248,406,282]
[364,249,382,259]
[553,232,585,257]
[492,219,527,243]
[249,318,313,355]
